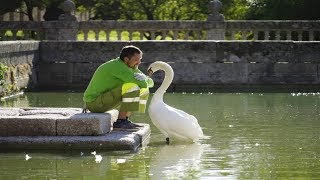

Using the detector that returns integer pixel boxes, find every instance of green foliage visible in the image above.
[0,0,47,20]
[0,63,9,85]
[0,0,23,15]
[155,0,209,20]
[0,64,18,98]
[0,63,9,98]
[2,0,319,22]
[43,0,64,20]
[74,0,211,20]
[221,0,250,20]
[246,0,320,20]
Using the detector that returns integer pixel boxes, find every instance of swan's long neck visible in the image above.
[154,63,174,101]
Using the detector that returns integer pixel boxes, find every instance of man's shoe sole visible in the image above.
[112,127,140,131]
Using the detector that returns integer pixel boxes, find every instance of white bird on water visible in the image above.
[147,61,204,144]
[25,154,31,161]
[91,151,102,163]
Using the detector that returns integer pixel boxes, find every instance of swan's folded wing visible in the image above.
[167,105,199,124]
[165,105,204,140]
[149,101,203,141]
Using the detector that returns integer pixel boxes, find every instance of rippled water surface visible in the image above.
[1,92,320,179]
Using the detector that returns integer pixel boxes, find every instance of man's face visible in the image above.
[124,53,142,69]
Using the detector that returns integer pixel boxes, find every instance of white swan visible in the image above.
[147,61,204,143]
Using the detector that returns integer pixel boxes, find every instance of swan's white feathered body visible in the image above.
[147,61,204,142]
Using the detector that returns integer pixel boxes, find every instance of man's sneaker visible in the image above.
[124,116,143,127]
[127,119,143,127]
[113,119,140,131]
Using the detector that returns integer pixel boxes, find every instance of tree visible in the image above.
[0,0,47,21]
[23,0,47,21]
[0,0,23,16]
[94,0,122,20]
[155,0,210,20]
[220,0,250,20]
[76,0,211,21]
[76,0,320,20]
[246,0,320,20]
[43,0,64,21]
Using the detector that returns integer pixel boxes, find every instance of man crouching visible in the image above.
[83,45,154,130]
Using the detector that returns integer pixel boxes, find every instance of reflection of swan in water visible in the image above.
[149,143,207,179]
[147,61,204,143]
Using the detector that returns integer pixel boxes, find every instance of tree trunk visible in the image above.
[24,1,34,21]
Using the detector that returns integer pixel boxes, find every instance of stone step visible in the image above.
[0,107,151,151]
[0,124,150,151]
[0,107,118,136]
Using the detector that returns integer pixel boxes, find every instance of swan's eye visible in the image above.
[147,68,153,76]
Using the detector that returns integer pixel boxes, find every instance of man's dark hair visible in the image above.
[120,45,142,60]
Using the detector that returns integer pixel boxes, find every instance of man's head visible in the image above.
[120,45,143,69]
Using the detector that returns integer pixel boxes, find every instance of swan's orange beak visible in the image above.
[147,68,153,77]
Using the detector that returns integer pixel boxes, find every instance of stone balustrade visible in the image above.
[1,20,320,41]
[225,20,320,41]
[78,20,208,41]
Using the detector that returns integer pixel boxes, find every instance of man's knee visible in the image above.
[120,83,150,113]
[122,83,140,94]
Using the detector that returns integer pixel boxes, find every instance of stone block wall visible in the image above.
[38,41,320,91]
[1,41,320,93]
[0,41,39,97]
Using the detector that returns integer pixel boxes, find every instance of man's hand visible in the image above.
[134,73,147,81]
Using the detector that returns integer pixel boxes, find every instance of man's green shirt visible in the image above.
[83,57,154,103]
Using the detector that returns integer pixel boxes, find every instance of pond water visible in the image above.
[1,92,320,179]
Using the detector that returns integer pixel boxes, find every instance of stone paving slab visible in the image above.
[0,108,21,116]
[0,124,150,151]
[0,115,57,136]
[0,107,151,151]
[0,108,118,136]
[57,113,111,136]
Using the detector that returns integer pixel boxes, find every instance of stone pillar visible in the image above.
[207,0,225,40]
[42,0,79,40]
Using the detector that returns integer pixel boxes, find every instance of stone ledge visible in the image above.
[0,116,57,136]
[57,113,111,136]
[0,108,118,136]
[0,124,150,151]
